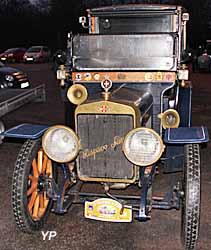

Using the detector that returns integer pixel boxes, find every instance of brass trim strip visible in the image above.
[72,72,176,83]
[75,100,136,118]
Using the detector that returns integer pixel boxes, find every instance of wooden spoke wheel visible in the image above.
[181,144,201,250]
[27,148,53,220]
[12,139,55,233]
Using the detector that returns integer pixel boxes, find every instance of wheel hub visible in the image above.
[37,175,46,193]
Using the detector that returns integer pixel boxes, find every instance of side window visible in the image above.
[43,47,49,53]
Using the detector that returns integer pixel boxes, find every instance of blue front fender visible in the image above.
[2,123,49,140]
[164,126,209,144]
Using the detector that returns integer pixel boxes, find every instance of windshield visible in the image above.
[99,15,177,34]
[27,47,42,53]
[207,44,211,54]
[5,48,18,53]
[72,34,176,71]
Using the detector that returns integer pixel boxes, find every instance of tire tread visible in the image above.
[183,144,201,250]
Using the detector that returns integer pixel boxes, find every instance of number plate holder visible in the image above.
[84,198,132,222]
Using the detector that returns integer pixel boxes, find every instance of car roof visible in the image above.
[5,48,22,52]
[29,45,48,48]
[29,46,43,49]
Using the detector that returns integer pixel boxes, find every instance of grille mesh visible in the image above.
[77,114,134,180]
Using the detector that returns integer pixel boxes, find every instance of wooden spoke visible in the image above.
[28,191,37,213]
[39,193,44,208]
[27,181,38,196]
[32,194,40,219]
[28,175,34,181]
[38,208,46,218]
[28,175,37,183]
[32,159,39,178]
[46,159,53,177]
[27,149,52,220]
[37,150,43,174]
[39,192,50,218]
[41,154,48,174]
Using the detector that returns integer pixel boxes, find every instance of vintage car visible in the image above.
[6,4,208,250]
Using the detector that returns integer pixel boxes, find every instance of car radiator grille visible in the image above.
[13,72,28,83]
[77,114,134,181]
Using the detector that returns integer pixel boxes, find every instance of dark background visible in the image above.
[0,0,210,52]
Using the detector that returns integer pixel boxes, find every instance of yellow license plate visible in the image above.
[84,198,132,222]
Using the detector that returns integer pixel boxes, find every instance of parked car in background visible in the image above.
[192,42,211,72]
[23,46,51,63]
[197,50,211,72]
[0,61,30,89]
[207,40,211,50]
[206,39,211,63]
[0,48,26,63]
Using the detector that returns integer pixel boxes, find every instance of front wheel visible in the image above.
[181,144,201,250]
[11,139,55,233]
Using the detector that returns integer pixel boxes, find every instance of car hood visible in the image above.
[0,53,7,57]
[0,52,14,56]
[25,52,40,56]
[0,66,20,75]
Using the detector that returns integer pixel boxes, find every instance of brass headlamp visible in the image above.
[158,109,180,129]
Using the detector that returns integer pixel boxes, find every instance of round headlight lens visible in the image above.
[42,125,79,163]
[123,128,164,166]
[5,75,14,82]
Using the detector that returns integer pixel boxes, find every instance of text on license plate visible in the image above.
[21,82,29,88]
[84,198,132,222]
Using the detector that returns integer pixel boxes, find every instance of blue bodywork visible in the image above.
[3,123,49,139]
[164,127,209,144]
[163,126,209,173]
[178,87,192,127]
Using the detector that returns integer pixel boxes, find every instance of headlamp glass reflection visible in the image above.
[42,126,79,163]
[123,128,164,166]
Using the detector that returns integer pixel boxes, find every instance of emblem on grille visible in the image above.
[100,105,109,113]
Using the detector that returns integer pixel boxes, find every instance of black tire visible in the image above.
[11,139,54,233]
[0,121,5,144]
[181,144,201,250]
